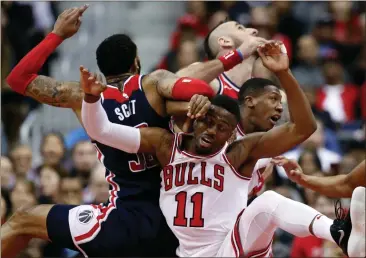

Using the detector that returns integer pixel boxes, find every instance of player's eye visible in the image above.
[237,26,244,30]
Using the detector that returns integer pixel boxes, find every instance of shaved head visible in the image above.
[204,21,236,59]
[204,20,258,59]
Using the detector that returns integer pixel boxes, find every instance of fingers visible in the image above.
[196,101,211,118]
[191,96,210,118]
[78,4,89,15]
[80,65,90,81]
[187,95,198,118]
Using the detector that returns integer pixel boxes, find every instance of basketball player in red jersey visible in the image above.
[176,20,280,99]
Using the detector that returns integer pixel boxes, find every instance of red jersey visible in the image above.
[217,73,240,99]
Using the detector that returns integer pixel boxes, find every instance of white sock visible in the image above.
[312,215,335,243]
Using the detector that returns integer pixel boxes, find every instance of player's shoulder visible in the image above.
[102,75,143,103]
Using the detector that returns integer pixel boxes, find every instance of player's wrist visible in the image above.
[84,93,101,103]
[218,49,244,71]
[50,31,66,41]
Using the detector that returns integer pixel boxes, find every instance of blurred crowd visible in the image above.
[1,1,365,257]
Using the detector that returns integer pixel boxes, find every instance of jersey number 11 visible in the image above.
[174,191,204,227]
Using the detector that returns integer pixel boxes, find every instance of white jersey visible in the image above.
[159,133,251,257]
[236,124,271,196]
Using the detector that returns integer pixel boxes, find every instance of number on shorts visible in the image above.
[174,191,204,227]
[128,123,159,172]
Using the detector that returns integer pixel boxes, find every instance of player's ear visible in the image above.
[245,96,255,109]
[132,56,141,74]
[218,36,234,49]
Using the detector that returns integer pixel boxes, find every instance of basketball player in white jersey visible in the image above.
[80,43,362,257]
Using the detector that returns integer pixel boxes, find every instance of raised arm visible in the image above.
[272,157,366,198]
[226,43,316,169]
[80,68,174,166]
[5,6,87,110]
[246,42,316,159]
[176,36,268,86]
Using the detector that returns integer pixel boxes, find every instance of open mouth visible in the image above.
[269,114,281,125]
[200,135,213,148]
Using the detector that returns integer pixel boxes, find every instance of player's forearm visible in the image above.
[6,33,63,95]
[81,97,140,153]
[5,33,83,109]
[166,101,189,116]
[25,76,83,109]
[176,60,224,84]
[300,174,352,198]
[276,70,316,137]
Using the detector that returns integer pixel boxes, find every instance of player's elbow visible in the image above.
[288,122,316,143]
[150,69,170,81]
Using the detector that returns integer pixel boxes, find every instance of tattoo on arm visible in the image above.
[25,75,83,109]
[145,69,178,98]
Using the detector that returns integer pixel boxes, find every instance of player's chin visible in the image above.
[196,144,213,155]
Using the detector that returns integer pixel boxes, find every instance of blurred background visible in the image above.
[1,1,365,257]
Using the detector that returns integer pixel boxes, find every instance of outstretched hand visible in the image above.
[257,42,289,73]
[80,66,107,96]
[271,156,304,184]
[52,4,88,39]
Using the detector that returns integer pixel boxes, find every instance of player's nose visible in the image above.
[276,103,283,113]
[249,28,258,36]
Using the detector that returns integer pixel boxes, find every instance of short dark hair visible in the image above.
[96,34,137,76]
[211,95,240,122]
[238,78,279,103]
[203,19,229,60]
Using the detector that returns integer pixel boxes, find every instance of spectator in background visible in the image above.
[9,144,32,179]
[329,1,363,45]
[38,165,65,204]
[250,6,292,61]
[155,17,202,71]
[316,59,359,124]
[304,88,336,131]
[270,1,304,60]
[207,10,228,31]
[1,2,58,152]
[87,164,110,204]
[292,35,325,88]
[10,179,37,212]
[312,17,338,60]
[59,177,83,205]
[280,119,342,174]
[1,156,15,191]
[70,140,98,189]
[298,149,322,176]
[28,132,67,188]
[41,132,66,168]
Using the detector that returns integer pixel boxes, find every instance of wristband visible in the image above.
[218,49,244,71]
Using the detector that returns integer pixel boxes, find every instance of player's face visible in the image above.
[247,86,283,132]
[193,106,237,155]
[226,21,259,47]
